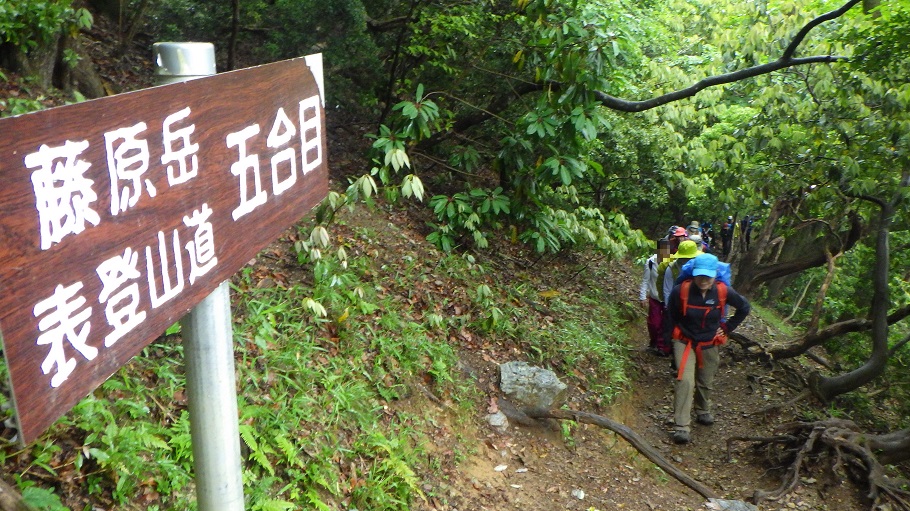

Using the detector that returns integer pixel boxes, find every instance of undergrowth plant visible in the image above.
[0,203,640,510]
[227,249,472,510]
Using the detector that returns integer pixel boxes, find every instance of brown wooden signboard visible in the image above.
[0,54,328,444]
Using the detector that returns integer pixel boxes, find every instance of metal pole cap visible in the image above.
[153,42,216,85]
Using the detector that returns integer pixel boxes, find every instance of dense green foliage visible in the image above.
[2,0,910,506]
[0,0,91,49]
[0,210,632,509]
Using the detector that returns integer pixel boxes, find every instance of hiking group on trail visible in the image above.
[638,221,752,445]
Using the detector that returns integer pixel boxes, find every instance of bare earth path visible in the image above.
[419,312,867,511]
[329,199,869,511]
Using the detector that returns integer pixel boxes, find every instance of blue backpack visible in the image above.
[676,256,732,322]
[675,256,731,286]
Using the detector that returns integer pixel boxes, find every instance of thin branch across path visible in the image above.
[591,0,862,112]
[524,408,719,499]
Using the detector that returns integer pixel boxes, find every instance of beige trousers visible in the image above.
[673,341,719,433]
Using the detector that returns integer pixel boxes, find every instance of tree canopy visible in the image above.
[2,0,909,494]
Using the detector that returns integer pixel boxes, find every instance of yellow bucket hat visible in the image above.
[671,240,702,259]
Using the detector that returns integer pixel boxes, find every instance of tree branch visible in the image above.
[593,56,846,112]
[744,210,862,288]
[807,249,840,334]
[592,0,861,112]
[419,0,863,140]
[781,0,862,60]
[524,408,719,499]
[366,16,412,33]
[771,304,910,359]
[890,331,910,358]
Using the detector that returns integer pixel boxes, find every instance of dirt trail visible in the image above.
[332,199,869,511]
[424,317,867,511]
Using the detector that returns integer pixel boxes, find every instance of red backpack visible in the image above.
[672,280,728,380]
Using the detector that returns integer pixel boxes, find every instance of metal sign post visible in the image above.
[181,281,244,510]
[154,42,244,511]
[0,40,327,510]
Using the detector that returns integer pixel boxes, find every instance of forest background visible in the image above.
[0,0,909,510]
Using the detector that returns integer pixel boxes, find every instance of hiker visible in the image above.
[744,216,754,251]
[653,239,703,356]
[733,219,742,253]
[688,233,709,253]
[686,221,701,238]
[667,226,687,254]
[660,240,702,311]
[701,220,714,248]
[664,254,750,444]
[739,216,749,251]
[720,216,733,260]
[639,239,672,354]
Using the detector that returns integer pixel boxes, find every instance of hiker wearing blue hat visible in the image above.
[664,253,751,445]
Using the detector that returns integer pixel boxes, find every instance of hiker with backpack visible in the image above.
[660,239,703,312]
[667,225,688,253]
[720,216,734,260]
[651,239,703,357]
[664,254,751,445]
[639,239,672,355]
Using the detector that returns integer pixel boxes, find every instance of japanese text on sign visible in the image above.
[0,55,329,445]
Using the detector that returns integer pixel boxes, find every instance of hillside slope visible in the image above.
[0,15,875,511]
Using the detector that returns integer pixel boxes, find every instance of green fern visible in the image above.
[306,489,333,511]
[274,434,304,469]
[256,499,296,511]
[239,424,277,476]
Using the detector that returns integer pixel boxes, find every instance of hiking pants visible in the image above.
[646,298,666,350]
[673,341,719,433]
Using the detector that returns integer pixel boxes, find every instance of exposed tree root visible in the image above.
[523,407,719,500]
[727,418,910,510]
[0,478,36,511]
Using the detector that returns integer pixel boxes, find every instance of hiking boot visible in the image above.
[648,347,671,357]
[696,413,714,426]
[672,430,690,444]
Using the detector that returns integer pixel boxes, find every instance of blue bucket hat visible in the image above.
[692,254,719,278]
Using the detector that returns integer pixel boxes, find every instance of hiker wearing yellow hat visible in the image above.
[652,240,703,356]
[661,240,702,308]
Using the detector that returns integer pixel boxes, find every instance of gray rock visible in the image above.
[486,411,509,432]
[707,498,759,511]
[499,361,567,409]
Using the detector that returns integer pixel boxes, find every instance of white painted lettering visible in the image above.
[26,141,101,250]
[161,107,199,185]
[34,282,96,388]
[226,124,266,220]
[97,247,147,347]
[267,107,297,196]
[146,230,185,308]
[183,203,218,285]
[104,122,155,215]
[299,95,322,175]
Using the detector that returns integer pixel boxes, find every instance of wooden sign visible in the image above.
[0,54,328,444]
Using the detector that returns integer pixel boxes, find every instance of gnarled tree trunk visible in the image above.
[0,33,61,90]
[733,197,862,296]
[809,197,894,401]
[0,29,105,99]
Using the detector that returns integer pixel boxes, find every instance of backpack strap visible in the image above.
[678,279,725,320]
[679,279,691,316]
[674,280,728,381]
[716,281,727,313]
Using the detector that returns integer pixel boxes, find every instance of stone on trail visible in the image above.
[706,498,759,511]
[498,361,567,409]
